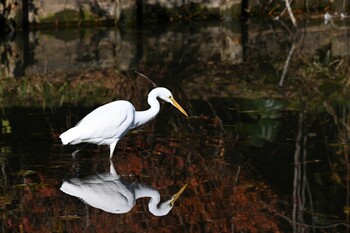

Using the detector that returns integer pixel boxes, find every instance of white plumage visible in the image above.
[60,161,188,216]
[60,87,188,159]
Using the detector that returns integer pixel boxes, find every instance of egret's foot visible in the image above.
[72,149,81,160]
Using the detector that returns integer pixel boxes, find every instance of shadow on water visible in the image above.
[1,17,350,232]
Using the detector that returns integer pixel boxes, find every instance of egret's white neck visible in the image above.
[134,184,160,200]
[132,92,160,129]
[134,184,172,216]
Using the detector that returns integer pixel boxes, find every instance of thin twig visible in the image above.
[234,166,241,186]
[134,70,157,88]
[279,42,296,86]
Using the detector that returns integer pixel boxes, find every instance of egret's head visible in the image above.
[169,183,188,207]
[149,183,188,216]
[151,87,188,117]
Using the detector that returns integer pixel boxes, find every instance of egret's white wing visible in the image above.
[73,100,135,143]
[61,179,135,214]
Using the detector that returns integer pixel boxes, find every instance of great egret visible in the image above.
[60,161,188,216]
[60,87,188,159]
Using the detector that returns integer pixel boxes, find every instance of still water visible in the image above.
[1,18,350,232]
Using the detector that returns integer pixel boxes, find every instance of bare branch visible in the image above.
[279,42,296,86]
[285,0,297,27]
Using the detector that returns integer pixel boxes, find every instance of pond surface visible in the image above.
[1,18,350,232]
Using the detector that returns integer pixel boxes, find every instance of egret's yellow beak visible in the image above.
[170,97,188,117]
[170,183,188,207]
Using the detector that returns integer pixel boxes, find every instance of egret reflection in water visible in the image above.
[60,87,188,159]
[60,161,188,216]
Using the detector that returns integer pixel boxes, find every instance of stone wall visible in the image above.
[1,19,350,78]
[1,0,349,30]
[28,0,132,26]
[2,0,242,29]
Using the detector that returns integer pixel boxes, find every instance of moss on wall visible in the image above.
[36,9,115,28]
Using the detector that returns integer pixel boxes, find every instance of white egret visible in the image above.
[60,161,188,216]
[60,87,188,159]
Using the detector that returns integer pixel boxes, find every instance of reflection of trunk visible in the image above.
[114,0,121,24]
[344,126,350,232]
[292,109,311,233]
[324,102,350,229]
[17,31,29,77]
[136,24,143,62]
[0,158,8,187]
[1,35,27,77]
[0,1,17,31]
[241,0,249,18]
[239,0,249,61]
[136,0,143,28]
[21,0,29,29]
[135,0,143,62]
[343,0,347,12]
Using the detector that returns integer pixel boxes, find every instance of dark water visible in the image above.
[1,18,350,232]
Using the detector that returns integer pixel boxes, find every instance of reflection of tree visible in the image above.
[275,100,350,231]
[321,101,350,231]
[0,0,18,32]
[75,0,114,21]
[272,51,350,230]
[0,14,36,79]
[0,37,24,77]
[291,108,309,233]
[88,0,109,18]
[27,0,40,24]
[0,31,37,77]
[75,29,107,63]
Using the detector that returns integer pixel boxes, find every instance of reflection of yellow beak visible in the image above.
[170,183,188,207]
[170,97,188,117]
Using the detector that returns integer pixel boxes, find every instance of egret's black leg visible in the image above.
[71,144,88,160]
